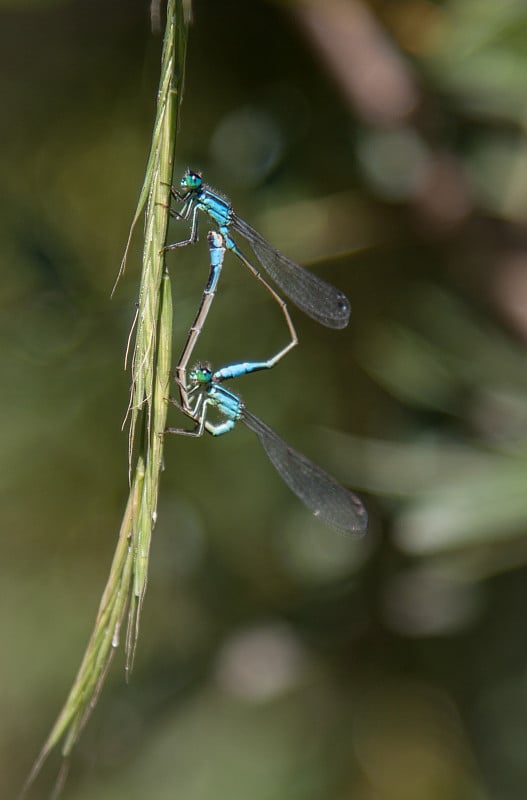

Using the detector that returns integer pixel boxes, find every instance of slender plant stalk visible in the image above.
[21,1,190,795]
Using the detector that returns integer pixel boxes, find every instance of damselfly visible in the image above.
[167,362,367,535]
[166,170,351,342]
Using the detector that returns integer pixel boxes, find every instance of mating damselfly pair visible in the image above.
[164,170,367,536]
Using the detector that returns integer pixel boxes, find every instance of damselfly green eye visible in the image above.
[181,170,202,190]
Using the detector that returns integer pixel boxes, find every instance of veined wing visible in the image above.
[232,214,351,329]
[241,408,367,535]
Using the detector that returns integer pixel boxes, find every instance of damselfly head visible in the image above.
[189,363,212,387]
[181,169,202,190]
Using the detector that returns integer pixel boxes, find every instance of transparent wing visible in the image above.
[241,408,367,535]
[232,214,351,329]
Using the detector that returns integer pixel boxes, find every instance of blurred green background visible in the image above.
[4,0,527,797]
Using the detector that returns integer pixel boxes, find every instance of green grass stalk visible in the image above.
[20,1,190,795]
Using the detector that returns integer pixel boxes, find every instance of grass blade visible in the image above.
[21,1,189,794]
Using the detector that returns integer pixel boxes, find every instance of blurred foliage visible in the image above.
[4,0,527,798]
